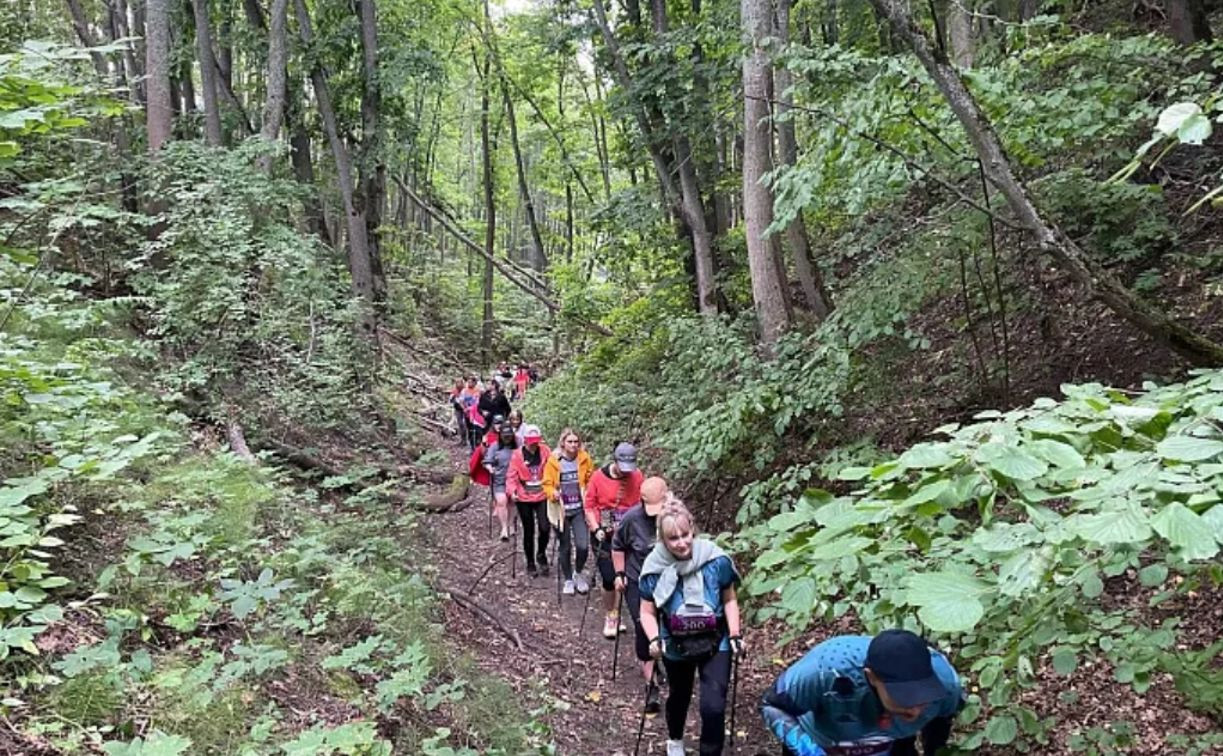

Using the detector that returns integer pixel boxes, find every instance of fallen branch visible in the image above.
[442,582,523,650]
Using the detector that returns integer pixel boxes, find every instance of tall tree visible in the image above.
[258,0,289,173]
[355,0,388,311]
[295,0,377,321]
[145,0,173,152]
[191,0,223,146]
[869,0,1223,366]
[774,0,832,319]
[478,49,497,369]
[1166,0,1213,44]
[743,0,792,348]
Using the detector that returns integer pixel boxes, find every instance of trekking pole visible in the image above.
[554,526,562,607]
[510,505,518,579]
[611,589,625,682]
[728,648,741,751]
[633,663,659,756]
[487,488,493,540]
[577,540,603,639]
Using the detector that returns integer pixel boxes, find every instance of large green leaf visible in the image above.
[1028,439,1086,469]
[1155,435,1223,462]
[982,446,1048,481]
[905,572,989,632]
[779,577,817,615]
[997,548,1049,597]
[897,444,955,469]
[1068,504,1152,545]
[1202,503,1223,543]
[1151,502,1219,560]
[972,522,1040,553]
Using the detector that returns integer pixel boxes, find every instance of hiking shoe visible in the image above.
[562,580,576,595]
[665,738,684,755]
[603,612,620,639]
[573,573,589,594]
[538,562,550,577]
[645,685,662,714]
[499,528,509,542]
[526,563,538,578]
[537,553,549,568]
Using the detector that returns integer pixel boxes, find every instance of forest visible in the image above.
[2,0,1223,752]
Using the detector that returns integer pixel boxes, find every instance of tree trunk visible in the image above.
[1167,0,1213,44]
[64,0,110,76]
[775,0,833,319]
[947,2,976,68]
[356,0,388,314]
[501,82,548,272]
[644,0,719,315]
[870,0,1223,366]
[114,0,145,102]
[480,51,497,370]
[191,0,223,146]
[294,0,376,321]
[257,0,289,173]
[144,0,173,152]
[744,0,792,349]
[286,80,331,245]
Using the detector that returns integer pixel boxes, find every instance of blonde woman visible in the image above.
[638,502,744,756]
[542,428,595,594]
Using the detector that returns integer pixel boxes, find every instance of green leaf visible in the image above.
[897,444,954,469]
[1155,435,1223,462]
[1202,503,1223,543]
[984,715,1019,745]
[1178,113,1213,145]
[1151,502,1219,560]
[1079,572,1104,599]
[905,572,989,632]
[998,548,1049,597]
[1138,563,1168,587]
[984,447,1048,481]
[1069,504,1152,545]
[1028,439,1086,469]
[1051,647,1078,676]
[973,522,1040,553]
[1155,102,1203,137]
[779,577,816,615]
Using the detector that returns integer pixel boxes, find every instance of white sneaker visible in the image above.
[603,612,619,639]
[573,574,589,594]
[562,580,575,595]
[666,739,685,756]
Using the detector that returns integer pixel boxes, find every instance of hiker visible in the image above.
[507,424,551,577]
[543,428,594,595]
[498,361,514,386]
[639,501,743,756]
[449,379,467,445]
[508,408,525,446]
[611,476,673,713]
[514,363,530,399]
[761,629,964,756]
[482,423,517,541]
[478,379,512,430]
[584,442,644,638]
[462,377,482,450]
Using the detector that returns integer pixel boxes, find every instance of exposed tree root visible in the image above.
[441,582,524,650]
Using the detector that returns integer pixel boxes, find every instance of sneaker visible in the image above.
[573,573,589,594]
[645,685,661,714]
[538,562,550,577]
[526,563,538,578]
[665,738,684,756]
[562,580,576,595]
[499,528,509,542]
[602,612,619,639]
[537,553,549,568]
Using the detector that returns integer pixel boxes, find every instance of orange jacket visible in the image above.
[507,443,552,502]
[542,448,594,502]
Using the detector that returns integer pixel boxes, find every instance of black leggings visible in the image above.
[625,580,649,662]
[515,500,550,565]
[663,650,731,755]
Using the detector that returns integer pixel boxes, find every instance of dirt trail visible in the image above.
[424,440,777,755]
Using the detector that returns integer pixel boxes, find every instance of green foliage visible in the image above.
[741,371,1223,748]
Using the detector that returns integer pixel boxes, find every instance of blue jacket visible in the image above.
[638,554,738,660]
[761,635,961,756]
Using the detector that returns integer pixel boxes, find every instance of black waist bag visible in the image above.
[664,593,725,661]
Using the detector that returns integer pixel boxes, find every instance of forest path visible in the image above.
[422,437,778,755]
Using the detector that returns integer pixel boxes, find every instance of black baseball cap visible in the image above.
[613,442,638,472]
[865,630,945,708]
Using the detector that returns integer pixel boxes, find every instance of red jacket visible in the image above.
[583,466,643,522]
[468,445,490,486]
[507,443,551,502]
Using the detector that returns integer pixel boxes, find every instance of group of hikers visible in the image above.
[449,362,537,450]
[453,368,966,756]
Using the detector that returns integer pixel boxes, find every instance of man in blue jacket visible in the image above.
[761,629,963,756]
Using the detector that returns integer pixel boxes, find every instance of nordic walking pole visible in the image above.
[728,647,741,751]
[577,539,603,639]
[611,589,625,681]
[633,663,659,756]
[554,526,562,607]
[511,502,518,579]
[487,487,493,539]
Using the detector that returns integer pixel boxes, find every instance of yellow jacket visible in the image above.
[543,448,594,528]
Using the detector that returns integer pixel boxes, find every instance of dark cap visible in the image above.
[613,442,638,472]
[865,630,945,708]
